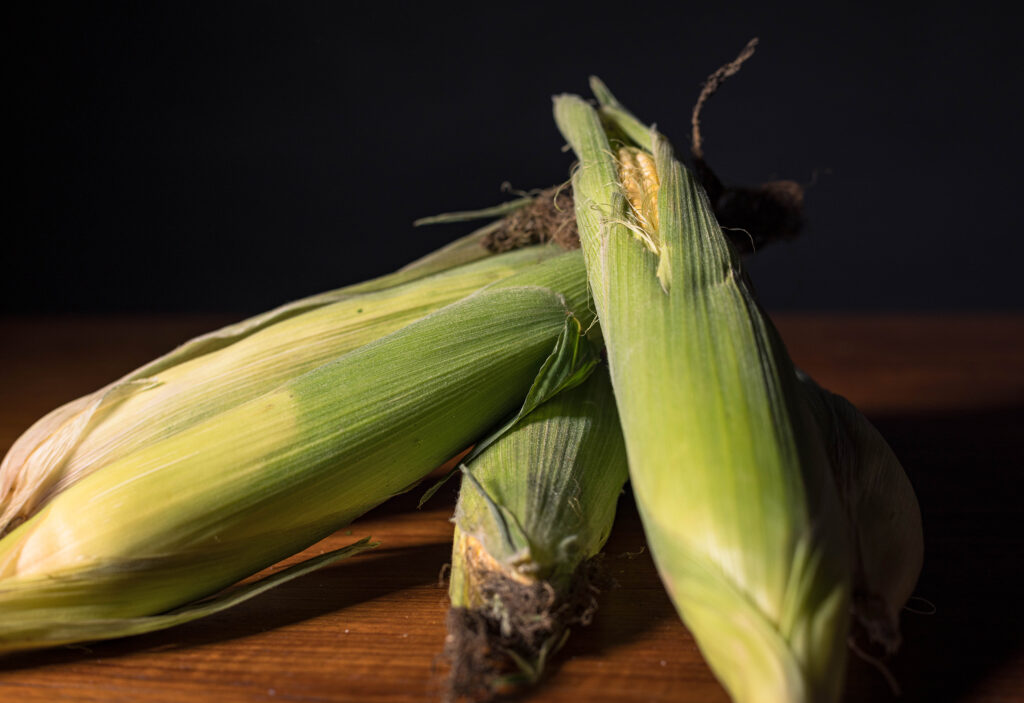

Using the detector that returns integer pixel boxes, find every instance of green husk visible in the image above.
[797,371,923,655]
[0,537,377,652]
[554,85,850,703]
[0,250,594,653]
[0,242,563,535]
[446,367,628,699]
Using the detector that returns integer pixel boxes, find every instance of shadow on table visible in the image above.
[845,403,1024,702]
[0,540,453,672]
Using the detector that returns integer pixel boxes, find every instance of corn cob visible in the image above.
[446,365,628,699]
[0,243,562,536]
[554,86,850,703]
[0,250,594,653]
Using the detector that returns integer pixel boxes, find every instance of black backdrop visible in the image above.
[6,2,1022,314]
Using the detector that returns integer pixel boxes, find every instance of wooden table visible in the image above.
[0,314,1021,702]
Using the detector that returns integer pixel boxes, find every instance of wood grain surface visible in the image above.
[0,314,1021,702]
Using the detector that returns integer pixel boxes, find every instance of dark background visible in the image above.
[6,2,1022,314]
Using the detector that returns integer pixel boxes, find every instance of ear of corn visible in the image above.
[0,244,562,535]
[797,371,924,654]
[554,88,850,703]
[446,365,628,697]
[0,250,594,653]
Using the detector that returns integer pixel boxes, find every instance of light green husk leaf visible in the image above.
[0,244,563,535]
[0,250,593,654]
[554,87,850,703]
[413,197,534,226]
[588,76,653,151]
[797,371,923,654]
[0,537,377,650]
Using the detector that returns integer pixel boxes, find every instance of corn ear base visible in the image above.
[446,366,628,697]
[554,89,850,703]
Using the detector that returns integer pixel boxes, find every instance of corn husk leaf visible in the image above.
[588,76,653,151]
[413,197,535,226]
[798,371,924,654]
[0,537,376,651]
